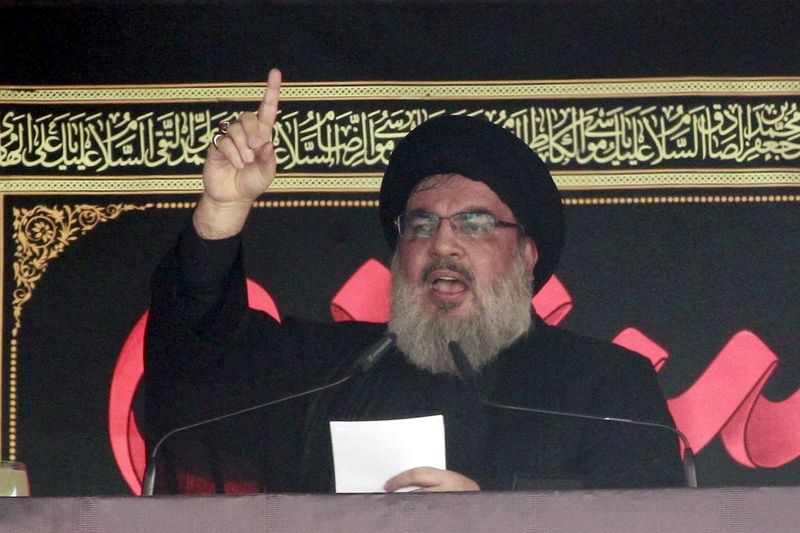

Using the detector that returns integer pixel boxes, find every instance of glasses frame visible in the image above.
[395,210,524,240]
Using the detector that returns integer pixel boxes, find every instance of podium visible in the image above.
[1,487,798,532]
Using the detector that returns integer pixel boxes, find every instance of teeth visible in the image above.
[432,278,466,294]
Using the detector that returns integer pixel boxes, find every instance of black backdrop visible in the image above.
[1,1,799,495]
[3,1,800,84]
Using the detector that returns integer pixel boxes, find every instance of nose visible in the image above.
[429,218,463,258]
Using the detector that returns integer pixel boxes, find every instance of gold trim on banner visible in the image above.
[1,78,799,103]
[2,79,798,179]
[0,170,798,194]
[564,194,799,205]
[2,103,798,176]
[11,204,151,336]
[0,197,3,459]
[6,203,151,459]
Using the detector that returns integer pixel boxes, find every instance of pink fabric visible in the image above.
[532,275,573,325]
[613,328,669,370]
[612,328,800,468]
[330,259,392,322]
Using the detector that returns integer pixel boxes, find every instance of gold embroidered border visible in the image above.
[3,79,798,177]
[2,77,799,103]
[564,194,800,205]
[4,203,151,459]
[0,170,797,194]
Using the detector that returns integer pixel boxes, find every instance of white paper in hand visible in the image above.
[330,414,446,493]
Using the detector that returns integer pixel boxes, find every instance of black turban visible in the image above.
[379,114,564,293]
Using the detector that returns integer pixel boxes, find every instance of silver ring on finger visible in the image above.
[212,133,227,150]
[217,120,230,135]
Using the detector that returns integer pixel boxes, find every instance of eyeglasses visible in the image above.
[395,210,523,240]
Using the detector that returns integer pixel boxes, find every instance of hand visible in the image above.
[383,467,480,493]
[194,68,282,238]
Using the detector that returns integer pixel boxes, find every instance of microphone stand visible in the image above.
[143,334,396,496]
[448,341,698,489]
[480,396,698,489]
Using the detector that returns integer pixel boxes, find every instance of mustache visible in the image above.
[420,259,475,285]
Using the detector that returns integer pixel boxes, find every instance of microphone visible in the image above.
[353,333,397,373]
[447,341,698,489]
[142,333,396,496]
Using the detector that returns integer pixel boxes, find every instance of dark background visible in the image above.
[1,0,799,495]
[3,0,799,85]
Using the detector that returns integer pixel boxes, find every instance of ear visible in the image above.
[523,238,538,279]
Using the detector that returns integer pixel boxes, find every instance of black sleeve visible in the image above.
[145,222,262,432]
[143,222,385,493]
[174,223,246,338]
[143,223,284,493]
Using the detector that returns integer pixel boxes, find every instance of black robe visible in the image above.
[144,227,685,493]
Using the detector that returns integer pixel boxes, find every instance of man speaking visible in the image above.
[145,69,685,493]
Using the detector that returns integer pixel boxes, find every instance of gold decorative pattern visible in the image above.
[2,77,798,189]
[0,177,207,193]
[11,203,152,336]
[6,340,17,460]
[1,78,799,103]
[142,194,800,209]
[6,202,152,459]
[563,194,799,205]
[148,199,381,209]
[2,101,798,176]
[0,170,798,194]
[256,199,379,208]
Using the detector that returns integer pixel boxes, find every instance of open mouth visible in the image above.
[426,268,471,302]
[431,274,468,295]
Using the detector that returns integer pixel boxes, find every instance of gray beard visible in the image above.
[387,250,534,376]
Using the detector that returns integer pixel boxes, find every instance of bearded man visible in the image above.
[145,69,685,493]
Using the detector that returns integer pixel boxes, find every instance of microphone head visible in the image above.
[355,333,397,372]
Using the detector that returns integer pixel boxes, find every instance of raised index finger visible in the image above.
[257,68,282,128]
